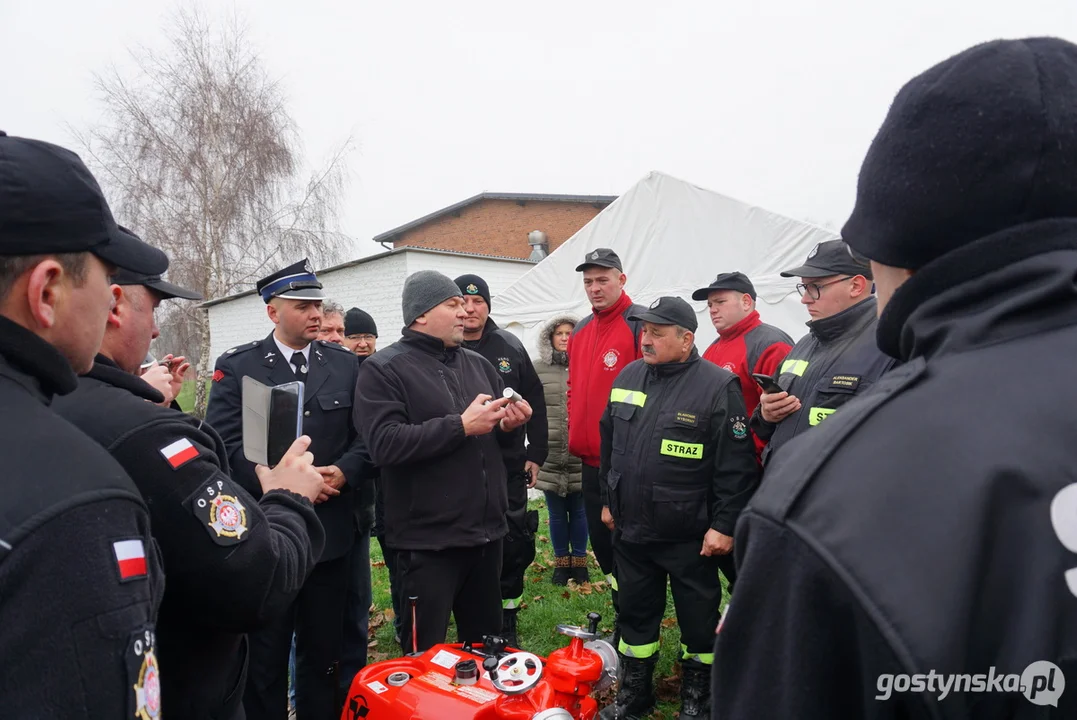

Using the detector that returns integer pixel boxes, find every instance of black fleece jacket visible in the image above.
[354,329,513,551]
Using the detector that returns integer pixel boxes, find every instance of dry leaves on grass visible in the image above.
[655,671,682,703]
[533,595,544,601]
[369,609,395,633]
[371,560,386,568]
[661,617,678,630]
[536,535,550,543]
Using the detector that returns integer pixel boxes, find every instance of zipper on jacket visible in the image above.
[439,369,462,411]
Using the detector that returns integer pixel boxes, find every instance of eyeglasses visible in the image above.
[796,276,853,300]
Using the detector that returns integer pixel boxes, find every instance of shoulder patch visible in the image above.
[186,477,250,546]
[159,438,199,470]
[112,538,148,583]
[728,415,749,441]
[212,369,225,383]
[127,626,161,720]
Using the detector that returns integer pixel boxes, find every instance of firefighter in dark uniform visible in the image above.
[206,259,375,720]
[714,37,1077,720]
[52,249,328,720]
[598,297,760,720]
[455,274,548,647]
[750,239,896,466]
[0,132,166,718]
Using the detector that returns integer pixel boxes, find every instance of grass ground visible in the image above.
[366,498,729,719]
[178,379,724,715]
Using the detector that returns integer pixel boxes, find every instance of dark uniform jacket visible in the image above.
[355,328,513,551]
[714,223,1077,719]
[206,333,374,563]
[750,296,896,465]
[53,354,325,720]
[598,348,760,544]
[0,318,164,719]
[462,318,549,472]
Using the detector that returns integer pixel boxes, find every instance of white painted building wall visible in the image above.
[206,249,533,362]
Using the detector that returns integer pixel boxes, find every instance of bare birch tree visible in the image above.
[74,7,353,416]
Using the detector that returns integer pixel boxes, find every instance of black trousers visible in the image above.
[581,463,614,576]
[399,539,503,653]
[500,470,537,608]
[243,552,351,720]
[582,463,620,614]
[339,529,372,697]
[615,539,723,661]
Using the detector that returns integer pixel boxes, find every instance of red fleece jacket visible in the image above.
[566,292,643,467]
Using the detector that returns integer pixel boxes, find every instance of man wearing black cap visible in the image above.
[206,258,375,720]
[568,247,646,619]
[53,235,327,720]
[454,272,548,647]
[715,38,1077,719]
[596,296,759,720]
[749,239,895,465]
[692,271,793,461]
[343,306,379,356]
[355,270,533,654]
[0,132,167,716]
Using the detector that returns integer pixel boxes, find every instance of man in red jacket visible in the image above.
[566,248,644,626]
[692,272,793,460]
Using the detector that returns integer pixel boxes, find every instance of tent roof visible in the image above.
[490,171,840,350]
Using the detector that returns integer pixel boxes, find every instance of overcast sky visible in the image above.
[4,1,1075,261]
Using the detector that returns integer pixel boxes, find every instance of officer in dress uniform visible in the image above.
[206,259,375,720]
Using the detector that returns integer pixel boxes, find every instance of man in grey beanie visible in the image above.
[354,270,533,652]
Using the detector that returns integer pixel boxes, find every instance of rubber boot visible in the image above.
[552,556,571,586]
[679,658,712,718]
[598,653,657,719]
[570,555,590,584]
[502,608,520,649]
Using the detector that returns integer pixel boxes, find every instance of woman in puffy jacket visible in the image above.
[534,315,588,585]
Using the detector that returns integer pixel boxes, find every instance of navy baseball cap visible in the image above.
[0,132,167,275]
[780,239,873,280]
[109,226,201,300]
[628,296,698,332]
[575,247,624,272]
[691,271,757,301]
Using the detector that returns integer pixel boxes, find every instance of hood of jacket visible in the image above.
[538,314,579,365]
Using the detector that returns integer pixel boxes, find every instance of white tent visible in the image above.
[491,171,840,354]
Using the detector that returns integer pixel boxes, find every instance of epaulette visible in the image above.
[317,339,355,354]
[221,340,260,359]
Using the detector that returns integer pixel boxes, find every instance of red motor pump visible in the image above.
[342,612,619,720]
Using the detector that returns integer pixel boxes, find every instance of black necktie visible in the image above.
[290,351,307,376]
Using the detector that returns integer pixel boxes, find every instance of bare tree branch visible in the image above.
[71,5,354,416]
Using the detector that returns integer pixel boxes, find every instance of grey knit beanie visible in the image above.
[402,270,464,326]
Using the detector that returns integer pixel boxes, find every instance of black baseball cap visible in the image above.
[779,239,873,280]
[575,247,623,272]
[110,226,202,300]
[628,296,698,332]
[691,271,757,301]
[0,132,167,275]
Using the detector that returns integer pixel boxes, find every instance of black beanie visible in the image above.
[454,274,491,308]
[843,37,1077,270]
[344,307,378,337]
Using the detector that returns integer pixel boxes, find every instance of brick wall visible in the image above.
[206,250,533,362]
[391,198,606,259]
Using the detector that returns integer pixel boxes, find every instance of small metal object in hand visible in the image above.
[503,387,523,403]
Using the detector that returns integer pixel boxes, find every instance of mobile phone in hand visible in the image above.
[751,373,784,395]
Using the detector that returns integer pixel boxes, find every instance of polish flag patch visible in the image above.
[159,438,199,469]
[113,539,147,581]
